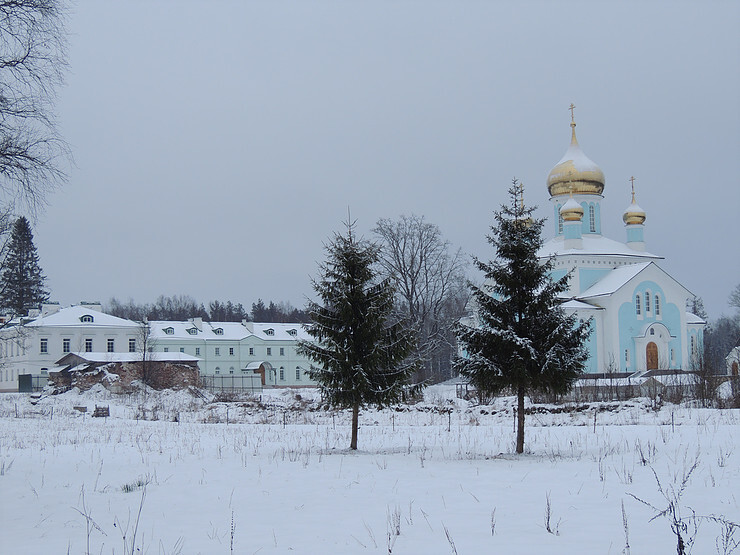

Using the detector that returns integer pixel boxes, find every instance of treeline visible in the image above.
[105,295,310,323]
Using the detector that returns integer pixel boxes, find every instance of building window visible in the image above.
[85,338,93,352]
[186,327,198,335]
[279,367,284,381]
[229,347,234,356]
[164,347,169,352]
[40,338,48,354]
[655,295,661,316]
[691,336,697,356]
[180,347,184,353]
[41,368,48,375]
[671,348,675,363]
[264,328,275,336]
[645,291,651,313]
[214,328,224,335]
[63,338,71,353]
[280,347,285,356]
[215,347,220,356]
[107,339,115,353]
[266,347,272,356]
[195,347,200,356]
[650,328,655,336]
[163,327,174,335]
[287,329,297,336]
[129,338,136,352]
[80,315,94,323]
[249,347,254,356]
[625,350,629,364]
[296,367,301,380]
[589,205,595,232]
[635,294,641,315]
[229,367,234,374]
[215,367,220,374]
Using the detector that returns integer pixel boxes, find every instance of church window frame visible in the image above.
[655,294,661,316]
[635,294,641,315]
[558,211,563,234]
[645,291,651,314]
[589,205,595,232]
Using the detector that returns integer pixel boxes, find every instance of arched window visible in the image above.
[558,210,563,234]
[296,367,301,380]
[655,295,660,316]
[279,367,285,381]
[635,294,641,315]
[645,291,651,313]
[589,205,595,232]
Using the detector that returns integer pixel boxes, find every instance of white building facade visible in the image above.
[148,319,315,386]
[0,304,316,392]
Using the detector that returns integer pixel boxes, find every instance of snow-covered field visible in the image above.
[1,385,738,554]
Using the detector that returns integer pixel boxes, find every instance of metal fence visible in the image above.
[201,374,263,394]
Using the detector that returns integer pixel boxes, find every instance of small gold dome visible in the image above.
[623,180,646,225]
[547,121,605,197]
[560,196,584,222]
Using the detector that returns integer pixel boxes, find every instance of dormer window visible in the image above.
[264,328,275,336]
[213,328,224,335]
[163,327,174,335]
[287,329,297,336]
[186,327,198,335]
[80,314,94,323]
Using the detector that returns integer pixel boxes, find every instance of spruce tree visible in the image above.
[0,216,49,315]
[298,220,418,450]
[455,180,590,454]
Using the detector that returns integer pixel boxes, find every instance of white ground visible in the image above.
[1,384,738,554]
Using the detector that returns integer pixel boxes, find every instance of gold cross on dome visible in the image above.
[569,103,576,123]
[630,176,636,200]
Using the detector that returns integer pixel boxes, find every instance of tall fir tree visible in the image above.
[455,180,590,454]
[0,216,49,315]
[298,220,418,450]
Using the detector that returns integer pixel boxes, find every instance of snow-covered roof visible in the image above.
[55,352,199,364]
[26,305,139,328]
[148,320,310,341]
[578,262,652,298]
[686,312,706,325]
[539,235,661,260]
[561,299,603,311]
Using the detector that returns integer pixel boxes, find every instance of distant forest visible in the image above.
[105,295,310,323]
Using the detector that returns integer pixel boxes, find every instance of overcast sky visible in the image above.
[29,1,740,319]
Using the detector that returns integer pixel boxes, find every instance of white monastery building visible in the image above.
[0,303,315,392]
[540,109,705,374]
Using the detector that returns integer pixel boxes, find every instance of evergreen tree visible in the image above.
[0,216,49,315]
[298,220,418,450]
[455,180,590,454]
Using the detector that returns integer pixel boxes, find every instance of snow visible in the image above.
[539,235,662,260]
[25,305,138,328]
[1,386,738,554]
[577,262,652,298]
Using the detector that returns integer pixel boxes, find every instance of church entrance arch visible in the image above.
[646,342,658,370]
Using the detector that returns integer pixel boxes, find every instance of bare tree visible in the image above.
[373,214,468,383]
[0,0,70,209]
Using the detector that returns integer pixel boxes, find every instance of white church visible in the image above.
[541,110,705,374]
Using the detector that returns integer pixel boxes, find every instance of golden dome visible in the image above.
[547,115,605,197]
[623,178,646,225]
[560,196,584,222]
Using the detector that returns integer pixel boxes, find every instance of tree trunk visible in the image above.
[350,403,359,450]
[516,386,525,454]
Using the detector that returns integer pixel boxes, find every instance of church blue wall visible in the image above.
[550,269,567,284]
[581,202,601,234]
[617,280,683,371]
[579,268,611,292]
